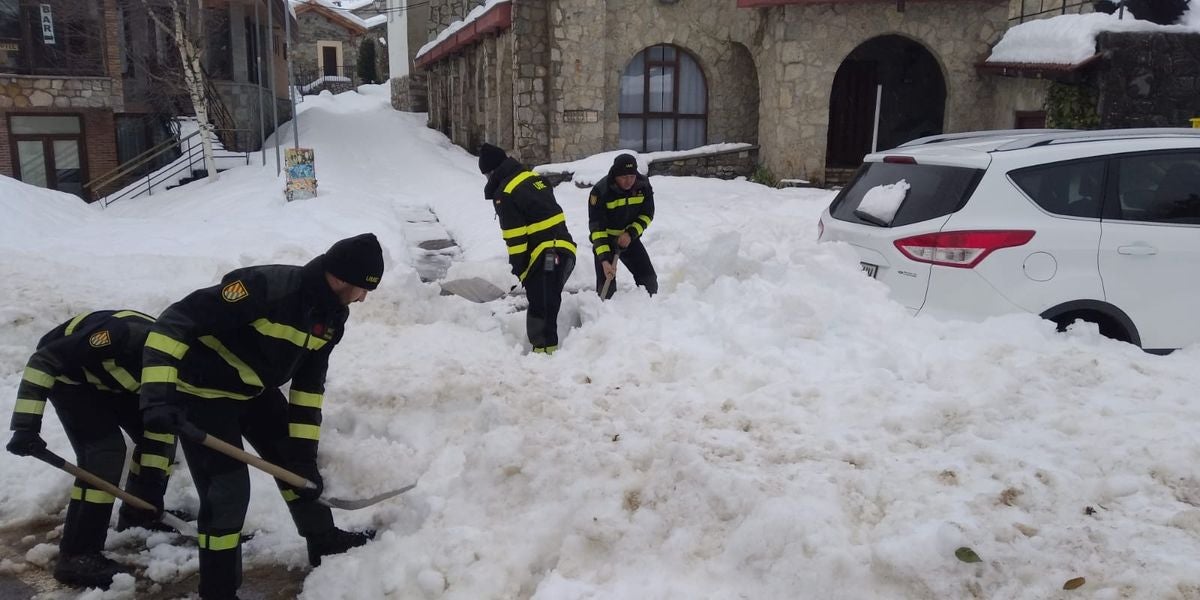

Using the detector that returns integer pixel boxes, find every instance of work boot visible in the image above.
[53,552,129,589]
[306,528,375,567]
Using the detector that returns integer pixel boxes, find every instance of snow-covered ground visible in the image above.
[3,84,1200,600]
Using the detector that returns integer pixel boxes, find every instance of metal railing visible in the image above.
[1011,0,1092,23]
[95,128,250,207]
[293,64,372,95]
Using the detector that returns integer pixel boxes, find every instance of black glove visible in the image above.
[143,403,187,435]
[6,429,47,457]
[286,459,324,501]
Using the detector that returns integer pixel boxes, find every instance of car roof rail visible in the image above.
[994,128,1200,151]
[895,129,1071,148]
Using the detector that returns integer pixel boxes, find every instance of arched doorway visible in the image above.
[618,44,708,152]
[825,36,945,168]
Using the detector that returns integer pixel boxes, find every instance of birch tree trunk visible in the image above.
[143,0,218,182]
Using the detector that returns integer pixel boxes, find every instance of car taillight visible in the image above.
[893,230,1035,268]
[817,219,824,240]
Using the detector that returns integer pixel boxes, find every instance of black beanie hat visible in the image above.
[324,233,384,290]
[610,153,639,177]
[478,143,507,174]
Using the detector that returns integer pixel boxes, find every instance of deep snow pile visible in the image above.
[2,85,1200,600]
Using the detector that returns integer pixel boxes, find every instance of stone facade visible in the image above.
[212,81,295,150]
[418,0,1012,184]
[293,11,368,84]
[1096,31,1200,128]
[391,73,429,111]
[0,76,120,111]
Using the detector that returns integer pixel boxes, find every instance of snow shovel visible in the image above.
[33,449,197,537]
[439,277,512,303]
[599,248,622,300]
[180,423,416,510]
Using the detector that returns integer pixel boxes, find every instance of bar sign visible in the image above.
[40,4,55,45]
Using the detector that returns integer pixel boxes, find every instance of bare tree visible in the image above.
[138,0,219,181]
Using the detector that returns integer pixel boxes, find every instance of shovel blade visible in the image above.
[439,278,507,303]
[319,482,417,510]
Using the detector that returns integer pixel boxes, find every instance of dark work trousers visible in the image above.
[594,236,658,299]
[524,250,576,352]
[179,388,334,599]
[51,386,175,556]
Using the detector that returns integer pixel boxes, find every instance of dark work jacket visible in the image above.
[587,174,654,263]
[11,310,155,433]
[485,157,577,282]
[140,256,347,457]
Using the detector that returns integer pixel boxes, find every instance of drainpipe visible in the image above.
[268,0,280,174]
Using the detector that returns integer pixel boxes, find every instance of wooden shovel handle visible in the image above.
[182,424,316,490]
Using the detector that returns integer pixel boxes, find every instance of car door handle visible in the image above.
[1117,245,1158,256]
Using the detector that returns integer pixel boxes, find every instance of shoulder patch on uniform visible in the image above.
[221,280,249,303]
[88,330,111,348]
[589,194,597,206]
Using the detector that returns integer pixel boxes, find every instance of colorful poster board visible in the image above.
[285,148,317,201]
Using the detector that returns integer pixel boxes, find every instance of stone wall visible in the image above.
[212,81,294,151]
[0,76,119,110]
[294,12,363,81]
[419,0,1010,184]
[647,146,759,179]
[391,73,429,112]
[1096,31,1200,128]
[988,76,1052,129]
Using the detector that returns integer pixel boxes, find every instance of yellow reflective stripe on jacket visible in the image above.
[176,380,256,401]
[70,486,115,504]
[113,310,153,321]
[143,431,175,444]
[518,240,578,281]
[146,332,189,360]
[251,319,328,351]
[140,454,171,472]
[503,170,539,195]
[199,336,263,388]
[56,375,81,385]
[289,390,323,409]
[637,215,652,228]
[281,489,300,502]
[102,359,139,392]
[594,244,611,256]
[505,212,566,242]
[63,313,89,335]
[23,367,56,389]
[590,231,607,241]
[526,212,565,235]
[14,399,45,415]
[142,366,178,384]
[630,221,645,236]
[82,369,114,392]
[604,195,644,210]
[198,532,241,551]
[507,243,528,255]
[604,228,624,236]
[289,423,321,440]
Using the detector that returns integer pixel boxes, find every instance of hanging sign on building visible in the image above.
[40,4,55,45]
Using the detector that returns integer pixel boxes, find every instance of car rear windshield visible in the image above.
[829,162,983,227]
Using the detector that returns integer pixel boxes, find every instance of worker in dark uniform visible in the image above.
[6,310,178,589]
[478,143,576,354]
[588,153,657,299]
[139,233,385,600]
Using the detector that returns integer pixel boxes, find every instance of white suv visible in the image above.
[818,128,1200,353]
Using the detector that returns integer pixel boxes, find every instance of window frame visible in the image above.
[617,43,708,152]
[8,112,88,197]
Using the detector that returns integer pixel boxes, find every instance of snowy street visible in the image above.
[2,85,1200,599]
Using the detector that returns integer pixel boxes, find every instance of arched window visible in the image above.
[618,44,707,152]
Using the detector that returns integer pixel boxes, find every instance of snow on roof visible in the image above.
[416,0,511,59]
[290,0,385,31]
[987,11,1200,66]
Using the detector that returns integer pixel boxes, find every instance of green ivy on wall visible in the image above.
[1045,82,1100,129]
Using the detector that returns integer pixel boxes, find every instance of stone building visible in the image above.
[410,0,1061,185]
[289,0,387,93]
[1,0,294,201]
